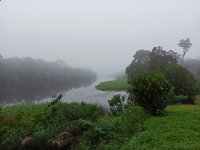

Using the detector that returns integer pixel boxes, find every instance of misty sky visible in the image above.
[0,0,199,75]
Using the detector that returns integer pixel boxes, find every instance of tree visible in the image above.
[126,47,180,77]
[126,50,150,77]
[178,38,192,61]
[149,46,179,68]
[128,71,171,116]
[0,56,97,104]
[160,64,196,103]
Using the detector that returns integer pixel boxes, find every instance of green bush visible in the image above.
[129,71,171,116]
[194,78,200,95]
[169,95,188,104]
[161,64,196,103]
[60,102,104,121]
[108,94,125,115]
[79,106,148,149]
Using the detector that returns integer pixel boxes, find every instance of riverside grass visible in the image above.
[122,105,200,150]
[95,78,129,91]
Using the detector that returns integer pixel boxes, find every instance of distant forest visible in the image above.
[0,55,97,104]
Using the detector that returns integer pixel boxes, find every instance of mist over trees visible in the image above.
[0,55,97,104]
[183,58,200,77]
[126,40,199,104]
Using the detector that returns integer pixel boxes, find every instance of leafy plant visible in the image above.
[108,94,125,115]
[160,64,196,103]
[129,71,171,116]
[120,106,148,135]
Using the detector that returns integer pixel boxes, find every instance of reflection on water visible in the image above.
[41,77,128,108]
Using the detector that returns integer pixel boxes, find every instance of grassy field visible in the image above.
[122,105,200,150]
[95,78,129,91]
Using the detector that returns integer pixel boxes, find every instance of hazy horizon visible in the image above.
[0,0,199,75]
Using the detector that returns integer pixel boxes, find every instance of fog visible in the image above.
[0,0,199,75]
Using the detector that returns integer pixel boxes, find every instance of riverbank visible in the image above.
[95,78,129,91]
[1,102,200,149]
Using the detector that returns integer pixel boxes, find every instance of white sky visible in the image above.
[0,0,199,75]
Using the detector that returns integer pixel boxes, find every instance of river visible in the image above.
[40,76,128,108]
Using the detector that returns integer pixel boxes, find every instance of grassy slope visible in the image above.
[95,78,129,91]
[122,105,200,150]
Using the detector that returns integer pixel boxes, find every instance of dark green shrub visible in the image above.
[67,119,95,136]
[1,127,31,146]
[83,116,118,144]
[129,71,171,116]
[60,102,104,121]
[194,78,200,95]
[161,64,196,103]
[169,95,188,104]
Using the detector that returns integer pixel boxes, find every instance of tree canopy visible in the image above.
[126,50,150,77]
[126,47,180,77]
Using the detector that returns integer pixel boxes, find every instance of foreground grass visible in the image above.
[95,78,129,91]
[122,105,200,150]
[1,103,200,149]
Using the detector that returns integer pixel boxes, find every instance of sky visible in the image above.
[0,0,199,75]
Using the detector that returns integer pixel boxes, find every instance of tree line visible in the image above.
[0,55,97,104]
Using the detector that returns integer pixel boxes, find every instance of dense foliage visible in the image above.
[108,94,125,115]
[126,50,150,77]
[126,46,198,104]
[126,46,180,77]
[129,71,171,116]
[0,55,96,104]
[160,64,196,103]
[0,99,148,150]
[149,46,180,69]
[1,101,200,149]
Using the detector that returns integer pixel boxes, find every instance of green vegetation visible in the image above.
[129,71,171,116]
[95,78,129,91]
[160,64,196,103]
[1,101,200,149]
[126,46,197,104]
[122,105,200,150]
[1,40,200,149]
[0,99,147,149]
[108,94,126,115]
[0,101,105,149]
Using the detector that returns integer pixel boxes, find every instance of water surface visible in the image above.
[41,76,128,107]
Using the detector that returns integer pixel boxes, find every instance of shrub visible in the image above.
[108,94,125,115]
[120,106,148,135]
[194,78,200,95]
[169,95,188,104]
[60,102,104,121]
[129,71,171,116]
[161,64,196,103]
